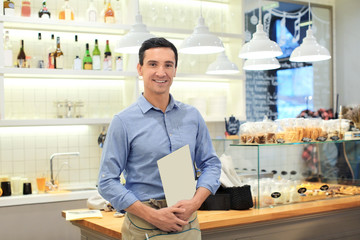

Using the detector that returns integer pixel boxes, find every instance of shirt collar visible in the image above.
[138,93,179,114]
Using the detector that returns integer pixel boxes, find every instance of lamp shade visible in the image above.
[243,58,281,71]
[239,23,283,59]
[289,28,331,62]
[179,16,224,54]
[115,14,156,54]
[206,52,239,74]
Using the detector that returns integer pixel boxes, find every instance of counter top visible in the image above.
[62,195,360,239]
[0,190,97,207]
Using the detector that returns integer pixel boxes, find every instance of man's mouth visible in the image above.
[154,80,166,83]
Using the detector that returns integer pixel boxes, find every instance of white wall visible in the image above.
[334,0,360,106]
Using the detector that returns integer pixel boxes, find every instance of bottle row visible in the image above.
[3,31,123,71]
[3,0,121,23]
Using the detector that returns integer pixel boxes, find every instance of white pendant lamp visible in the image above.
[206,52,239,74]
[290,3,331,62]
[115,12,155,54]
[239,23,283,59]
[179,16,225,54]
[243,57,281,71]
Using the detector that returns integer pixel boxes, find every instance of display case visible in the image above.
[215,139,360,208]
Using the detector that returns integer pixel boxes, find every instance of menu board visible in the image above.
[245,70,278,122]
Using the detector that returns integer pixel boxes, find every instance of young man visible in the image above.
[98,37,221,239]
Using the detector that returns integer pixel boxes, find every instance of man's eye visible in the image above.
[166,64,173,68]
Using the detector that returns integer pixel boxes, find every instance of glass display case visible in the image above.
[214,139,360,208]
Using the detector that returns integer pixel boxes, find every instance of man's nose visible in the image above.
[156,66,166,77]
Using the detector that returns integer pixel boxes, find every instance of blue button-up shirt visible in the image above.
[98,94,221,211]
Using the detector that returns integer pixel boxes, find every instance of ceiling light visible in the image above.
[206,52,239,74]
[290,2,331,62]
[114,13,156,54]
[179,16,225,54]
[243,58,281,71]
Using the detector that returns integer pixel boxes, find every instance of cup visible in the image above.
[10,177,22,195]
[1,181,12,196]
[36,177,46,193]
[23,182,32,195]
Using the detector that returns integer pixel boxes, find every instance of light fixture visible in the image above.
[179,2,224,54]
[239,1,282,59]
[115,2,155,54]
[289,1,331,62]
[206,52,239,74]
[243,58,281,71]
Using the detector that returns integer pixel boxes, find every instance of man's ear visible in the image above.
[137,63,142,76]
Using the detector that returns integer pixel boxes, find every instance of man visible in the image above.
[98,37,221,239]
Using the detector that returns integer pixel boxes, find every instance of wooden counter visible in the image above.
[63,196,360,240]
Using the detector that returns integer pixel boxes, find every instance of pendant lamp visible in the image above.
[289,2,331,62]
[179,10,224,54]
[115,5,155,54]
[243,58,281,71]
[239,0,282,59]
[206,52,239,74]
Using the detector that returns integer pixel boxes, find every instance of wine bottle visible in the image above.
[87,0,98,22]
[104,0,115,23]
[17,40,27,68]
[83,43,93,70]
[54,37,64,69]
[103,40,112,71]
[47,34,55,69]
[59,0,74,21]
[21,0,31,17]
[3,31,13,67]
[116,56,123,71]
[38,0,51,19]
[92,39,101,70]
[73,35,82,70]
[3,0,15,16]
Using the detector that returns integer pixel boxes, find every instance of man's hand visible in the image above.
[146,206,189,232]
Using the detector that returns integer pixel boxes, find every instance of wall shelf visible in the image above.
[0,118,112,127]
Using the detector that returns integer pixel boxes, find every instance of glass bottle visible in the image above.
[47,34,55,69]
[114,0,121,23]
[83,43,93,70]
[73,35,82,70]
[3,0,15,16]
[59,0,74,21]
[86,0,98,22]
[4,31,13,67]
[103,40,112,71]
[116,56,123,71]
[92,39,101,70]
[104,0,115,23]
[38,0,51,19]
[34,33,45,68]
[54,37,64,69]
[21,0,31,17]
[17,40,26,68]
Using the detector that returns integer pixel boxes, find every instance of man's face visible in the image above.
[137,47,177,97]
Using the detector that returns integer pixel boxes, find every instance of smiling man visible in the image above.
[98,37,221,240]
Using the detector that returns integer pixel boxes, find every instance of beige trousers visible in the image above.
[121,199,201,240]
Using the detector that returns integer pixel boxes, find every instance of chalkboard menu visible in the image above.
[245,70,278,122]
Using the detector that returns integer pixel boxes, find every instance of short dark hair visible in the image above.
[138,37,178,67]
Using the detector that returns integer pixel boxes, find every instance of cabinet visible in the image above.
[0,0,245,189]
[217,139,360,208]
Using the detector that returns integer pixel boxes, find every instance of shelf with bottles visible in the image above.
[0,118,112,127]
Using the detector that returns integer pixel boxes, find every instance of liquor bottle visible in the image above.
[38,0,51,19]
[104,0,115,23]
[17,40,27,68]
[86,0,98,22]
[59,0,74,21]
[3,0,15,16]
[73,35,82,70]
[116,56,123,71]
[103,40,112,71]
[21,0,31,17]
[34,33,45,68]
[114,0,121,23]
[54,37,64,69]
[83,43,93,70]
[47,34,55,69]
[3,31,13,67]
[100,0,106,21]
[92,39,101,70]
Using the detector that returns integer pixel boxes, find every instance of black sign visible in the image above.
[298,187,307,194]
[320,185,329,191]
[271,192,281,198]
